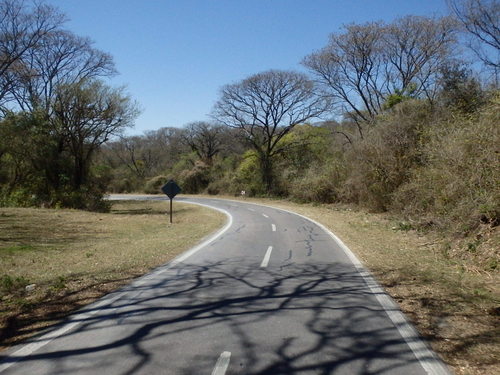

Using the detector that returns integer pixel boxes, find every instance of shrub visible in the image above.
[178,161,210,194]
[288,159,346,203]
[107,177,142,193]
[206,175,239,195]
[143,175,168,194]
[53,185,111,212]
[343,100,435,211]
[205,156,241,195]
[393,94,500,232]
[0,275,29,296]
[0,187,36,207]
[232,151,265,196]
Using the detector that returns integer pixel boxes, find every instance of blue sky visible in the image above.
[45,0,450,135]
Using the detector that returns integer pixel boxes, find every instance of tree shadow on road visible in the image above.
[0,260,448,374]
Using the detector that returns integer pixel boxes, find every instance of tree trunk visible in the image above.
[260,154,274,194]
[73,155,85,189]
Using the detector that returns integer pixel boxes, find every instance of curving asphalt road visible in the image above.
[0,196,452,375]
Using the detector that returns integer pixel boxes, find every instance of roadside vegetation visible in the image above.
[0,200,225,348]
[0,0,498,374]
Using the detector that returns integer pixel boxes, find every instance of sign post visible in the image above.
[161,180,181,223]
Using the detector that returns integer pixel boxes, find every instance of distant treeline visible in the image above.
[1,0,499,240]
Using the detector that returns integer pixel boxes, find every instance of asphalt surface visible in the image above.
[0,196,452,375]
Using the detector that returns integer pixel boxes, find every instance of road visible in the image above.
[0,196,451,375]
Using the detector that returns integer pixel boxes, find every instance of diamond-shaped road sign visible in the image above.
[161,180,181,224]
[161,180,181,199]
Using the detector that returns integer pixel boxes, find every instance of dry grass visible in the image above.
[1,195,498,375]
[204,194,499,375]
[0,199,225,348]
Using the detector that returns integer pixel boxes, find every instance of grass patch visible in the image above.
[0,199,225,348]
[207,194,499,375]
[0,245,35,255]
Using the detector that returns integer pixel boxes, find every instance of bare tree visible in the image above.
[108,136,156,179]
[0,0,65,110]
[52,79,139,188]
[144,127,189,170]
[448,0,500,82]
[303,17,456,135]
[182,121,224,165]
[303,22,385,135]
[212,70,331,192]
[12,29,116,113]
[384,16,457,100]
[104,127,188,182]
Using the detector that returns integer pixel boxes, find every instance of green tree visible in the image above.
[181,121,224,165]
[0,110,71,205]
[438,63,485,112]
[276,124,332,177]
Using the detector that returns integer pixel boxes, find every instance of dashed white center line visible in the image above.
[211,351,231,375]
[271,224,276,232]
[262,213,269,218]
[248,208,255,212]
[260,246,273,267]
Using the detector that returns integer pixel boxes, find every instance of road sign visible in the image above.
[161,180,181,199]
[161,180,181,223]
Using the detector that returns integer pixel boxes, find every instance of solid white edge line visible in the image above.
[158,200,233,269]
[197,197,452,375]
[260,246,273,268]
[5,194,449,375]
[0,198,234,374]
[211,351,231,375]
